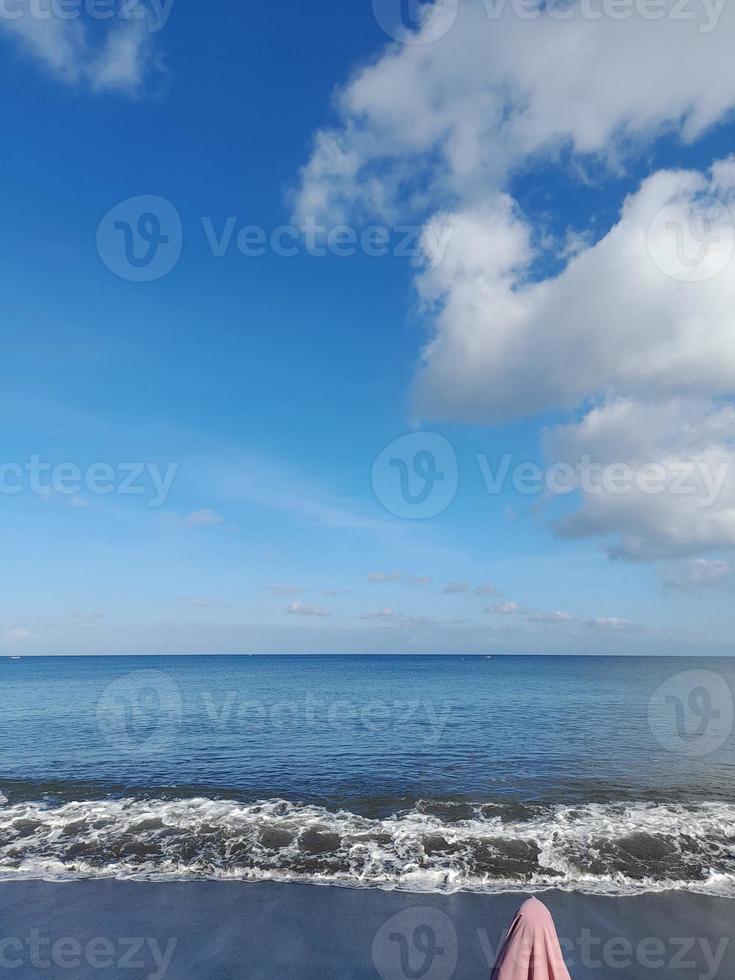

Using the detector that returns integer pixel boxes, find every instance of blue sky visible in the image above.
[2,0,735,654]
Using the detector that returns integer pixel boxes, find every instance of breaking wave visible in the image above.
[0,793,733,895]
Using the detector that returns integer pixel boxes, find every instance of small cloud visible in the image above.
[186,509,224,526]
[474,583,499,597]
[485,601,518,615]
[588,616,633,630]
[266,584,305,596]
[443,581,471,595]
[321,588,351,596]
[661,559,732,593]
[400,615,441,628]
[358,608,397,621]
[527,610,575,624]
[287,601,331,617]
[404,575,433,586]
[358,609,452,628]
[70,496,89,508]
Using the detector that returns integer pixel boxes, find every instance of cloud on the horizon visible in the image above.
[357,608,450,628]
[443,581,499,596]
[286,601,331,617]
[485,601,518,615]
[587,616,634,630]
[368,572,433,585]
[526,610,576,624]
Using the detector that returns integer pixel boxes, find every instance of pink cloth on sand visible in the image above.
[490,897,572,980]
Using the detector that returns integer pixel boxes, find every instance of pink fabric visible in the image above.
[490,897,572,980]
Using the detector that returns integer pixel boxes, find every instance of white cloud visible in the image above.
[474,583,499,596]
[548,398,735,559]
[526,610,575,624]
[587,616,634,630]
[415,165,735,422]
[357,608,448,628]
[294,3,735,565]
[1,11,162,94]
[661,558,732,591]
[358,607,398,620]
[443,580,499,595]
[485,601,518,614]
[286,601,331,617]
[294,0,735,224]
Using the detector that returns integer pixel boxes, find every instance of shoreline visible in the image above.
[0,880,731,978]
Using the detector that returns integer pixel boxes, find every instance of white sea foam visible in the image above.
[0,795,732,896]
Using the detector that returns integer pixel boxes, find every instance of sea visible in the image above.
[0,654,733,896]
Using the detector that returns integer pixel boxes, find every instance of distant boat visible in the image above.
[9,656,21,661]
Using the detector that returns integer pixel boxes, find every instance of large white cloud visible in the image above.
[294,0,735,223]
[295,1,735,561]
[414,162,735,420]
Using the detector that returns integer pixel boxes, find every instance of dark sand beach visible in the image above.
[0,881,731,979]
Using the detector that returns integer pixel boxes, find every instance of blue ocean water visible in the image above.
[0,655,733,894]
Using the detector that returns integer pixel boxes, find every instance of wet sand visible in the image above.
[0,881,731,979]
